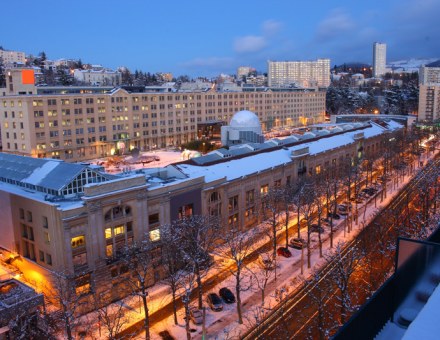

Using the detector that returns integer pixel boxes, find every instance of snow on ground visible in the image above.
[74,150,436,340]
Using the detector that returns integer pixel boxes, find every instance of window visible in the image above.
[39,250,45,262]
[46,253,52,265]
[178,204,194,219]
[71,235,85,248]
[19,208,24,219]
[26,211,32,222]
[228,195,239,212]
[246,190,255,206]
[274,179,281,188]
[44,232,50,244]
[105,228,112,239]
[106,244,113,257]
[149,213,159,225]
[149,229,161,242]
[260,184,269,196]
[114,225,125,236]
[75,274,91,296]
[315,165,321,175]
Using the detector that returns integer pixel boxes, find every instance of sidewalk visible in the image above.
[78,150,437,340]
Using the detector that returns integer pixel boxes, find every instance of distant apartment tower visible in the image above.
[418,60,440,121]
[0,49,26,64]
[237,66,256,79]
[373,42,387,77]
[268,59,330,88]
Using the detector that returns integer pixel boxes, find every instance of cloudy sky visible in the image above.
[1,0,439,77]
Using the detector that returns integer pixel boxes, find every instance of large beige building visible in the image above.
[268,59,330,88]
[1,68,326,162]
[418,61,440,122]
[0,119,402,308]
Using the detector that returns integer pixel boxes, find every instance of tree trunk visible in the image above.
[141,287,150,340]
[195,265,203,309]
[172,286,178,325]
[236,273,243,324]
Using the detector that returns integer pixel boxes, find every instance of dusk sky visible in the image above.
[2,0,439,77]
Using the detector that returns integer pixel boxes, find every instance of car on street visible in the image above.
[289,238,306,249]
[219,287,236,304]
[207,293,223,311]
[277,247,292,257]
[158,330,175,340]
[189,307,203,325]
[309,224,325,233]
[327,212,341,220]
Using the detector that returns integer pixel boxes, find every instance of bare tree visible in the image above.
[160,223,186,325]
[305,271,334,340]
[44,271,87,340]
[215,227,256,324]
[179,264,198,340]
[249,252,275,305]
[92,290,130,340]
[326,242,363,325]
[119,241,153,340]
[261,188,284,280]
[172,215,220,309]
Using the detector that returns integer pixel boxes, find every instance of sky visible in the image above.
[1,0,439,77]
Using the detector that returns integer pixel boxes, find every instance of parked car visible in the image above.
[189,307,203,325]
[327,212,341,220]
[258,253,275,270]
[320,217,331,226]
[337,202,352,215]
[219,287,236,304]
[277,247,292,257]
[289,238,306,249]
[158,330,175,340]
[309,224,325,233]
[207,293,223,311]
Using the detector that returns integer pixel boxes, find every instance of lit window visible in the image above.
[149,229,160,242]
[106,244,113,257]
[114,225,125,236]
[71,235,85,248]
[105,228,112,239]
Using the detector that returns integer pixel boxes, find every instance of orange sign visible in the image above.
[22,69,35,85]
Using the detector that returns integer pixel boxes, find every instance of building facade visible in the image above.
[73,69,122,86]
[0,49,26,65]
[0,119,402,309]
[1,68,326,162]
[418,61,440,122]
[268,59,331,88]
[373,42,387,78]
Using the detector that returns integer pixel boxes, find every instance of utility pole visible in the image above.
[202,307,206,339]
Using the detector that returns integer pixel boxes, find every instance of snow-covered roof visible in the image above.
[176,122,399,183]
[0,153,113,195]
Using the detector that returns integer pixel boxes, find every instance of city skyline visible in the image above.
[1,0,439,77]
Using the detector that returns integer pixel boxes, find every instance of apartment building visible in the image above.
[0,49,26,64]
[268,59,331,88]
[418,61,440,122]
[0,68,326,162]
[373,42,387,78]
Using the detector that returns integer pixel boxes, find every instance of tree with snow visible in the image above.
[172,215,220,309]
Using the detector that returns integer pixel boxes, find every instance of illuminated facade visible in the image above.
[267,59,331,88]
[0,68,326,162]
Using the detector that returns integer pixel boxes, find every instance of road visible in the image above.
[241,155,440,339]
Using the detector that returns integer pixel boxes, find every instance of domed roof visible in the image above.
[230,110,261,129]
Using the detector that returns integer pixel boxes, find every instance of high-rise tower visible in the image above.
[373,42,387,77]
